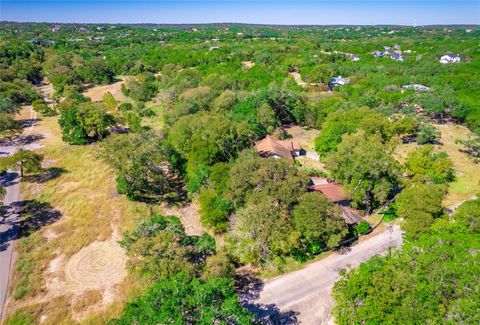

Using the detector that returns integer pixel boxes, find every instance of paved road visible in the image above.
[0,171,21,320]
[0,107,38,320]
[255,225,403,324]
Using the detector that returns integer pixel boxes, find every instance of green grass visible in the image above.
[4,311,34,325]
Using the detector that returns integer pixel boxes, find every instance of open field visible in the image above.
[83,78,128,102]
[4,113,150,324]
[394,123,480,208]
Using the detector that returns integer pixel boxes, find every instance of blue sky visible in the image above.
[1,1,479,25]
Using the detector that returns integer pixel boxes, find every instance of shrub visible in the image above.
[354,221,371,235]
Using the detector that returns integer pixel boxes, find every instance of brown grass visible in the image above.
[5,112,150,323]
[83,78,128,102]
[394,123,480,207]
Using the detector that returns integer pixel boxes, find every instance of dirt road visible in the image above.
[254,225,403,324]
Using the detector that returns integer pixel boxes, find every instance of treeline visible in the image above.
[332,197,480,324]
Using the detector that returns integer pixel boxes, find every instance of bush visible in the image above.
[4,311,34,325]
[32,99,57,116]
[354,221,371,235]
[416,123,440,144]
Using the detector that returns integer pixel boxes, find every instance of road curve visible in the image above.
[255,225,403,324]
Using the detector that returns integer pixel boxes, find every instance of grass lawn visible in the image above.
[394,123,480,208]
[6,113,150,324]
[436,124,480,207]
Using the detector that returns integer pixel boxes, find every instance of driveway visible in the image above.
[254,225,403,324]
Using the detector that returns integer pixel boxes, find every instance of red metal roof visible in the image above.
[308,183,348,202]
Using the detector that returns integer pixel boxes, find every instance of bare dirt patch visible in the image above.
[284,125,319,152]
[83,78,128,102]
[64,240,126,294]
[161,201,205,236]
[242,61,255,70]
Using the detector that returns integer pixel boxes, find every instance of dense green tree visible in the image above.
[396,183,446,236]
[315,108,392,158]
[227,153,308,208]
[168,112,255,180]
[212,89,237,111]
[78,57,115,84]
[59,103,112,144]
[100,133,178,201]
[292,192,348,250]
[404,146,454,184]
[115,273,253,325]
[0,113,17,132]
[228,195,296,264]
[326,130,400,213]
[201,250,236,280]
[304,64,334,84]
[9,149,44,177]
[333,226,479,324]
[448,197,480,233]
[199,188,233,233]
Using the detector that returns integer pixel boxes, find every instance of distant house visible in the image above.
[211,37,220,42]
[349,54,360,61]
[255,135,303,160]
[440,53,461,64]
[209,46,220,51]
[391,52,405,61]
[308,177,363,225]
[373,49,406,61]
[27,38,40,45]
[329,76,350,89]
[402,84,431,92]
[89,36,105,41]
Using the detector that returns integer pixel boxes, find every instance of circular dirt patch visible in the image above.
[65,241,127,291]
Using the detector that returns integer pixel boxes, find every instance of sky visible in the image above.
[1,1,479,25]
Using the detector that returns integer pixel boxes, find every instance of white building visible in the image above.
[440,54,461,64]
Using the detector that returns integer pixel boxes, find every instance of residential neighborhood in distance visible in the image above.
[0,1,479,324]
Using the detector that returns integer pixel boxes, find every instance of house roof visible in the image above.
[255,135,301,160]
[330,76,350,85]
[403,84,430,91]
[308,183,348,202]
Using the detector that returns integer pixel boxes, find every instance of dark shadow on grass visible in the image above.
[15,200,62,236]
[17,117,41,129]
[0,134,45,147]
[236,273,299,325]
[23,167,67,183]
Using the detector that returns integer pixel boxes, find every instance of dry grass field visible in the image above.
[83,78,128,102]
[4,114,150,324]
[394,123,480,208]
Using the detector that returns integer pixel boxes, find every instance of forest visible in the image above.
[1,22,479,324]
